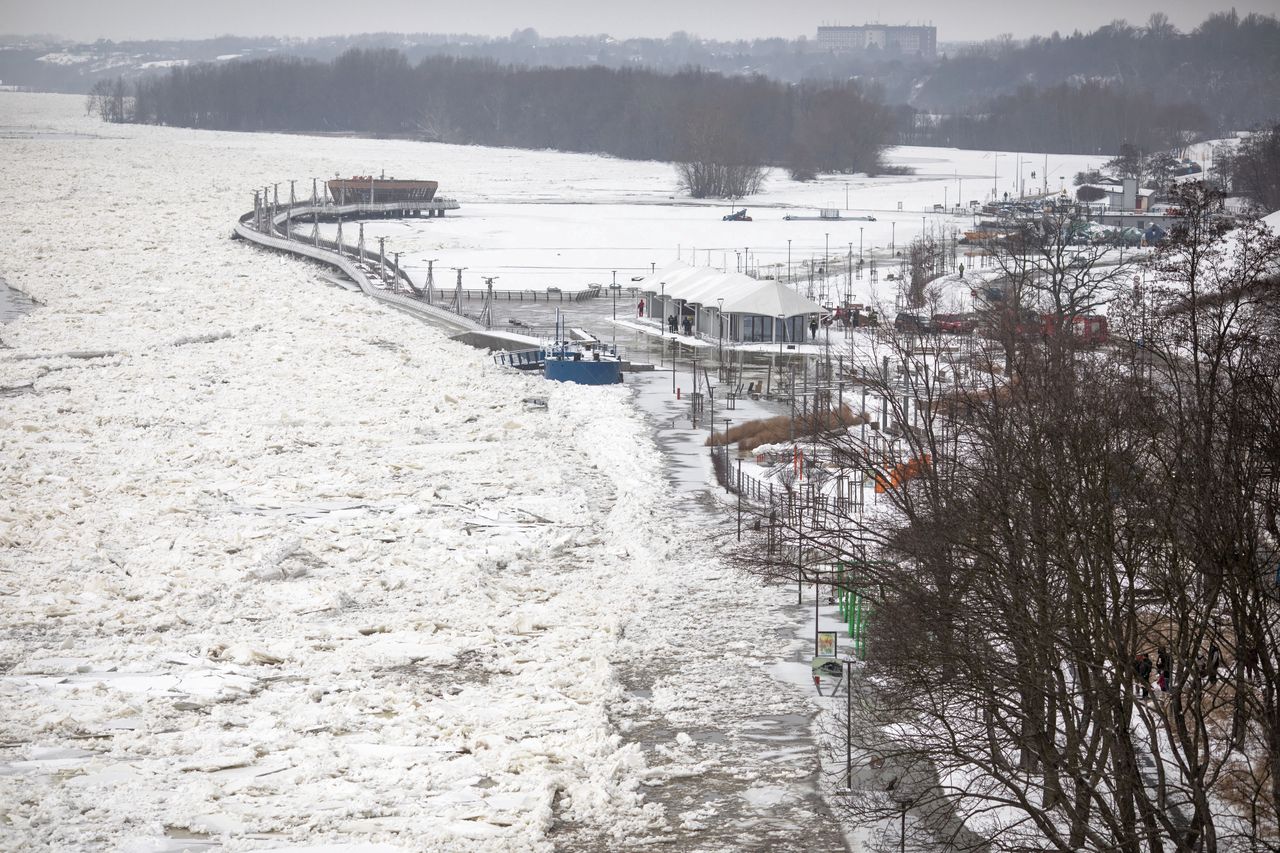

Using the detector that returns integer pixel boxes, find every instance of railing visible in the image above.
[233,204,481,334]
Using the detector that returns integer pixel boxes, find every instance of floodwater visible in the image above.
[0,277,36,325]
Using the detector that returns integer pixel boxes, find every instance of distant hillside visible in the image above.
[912,11,1280,135]
[13,9,1280,155]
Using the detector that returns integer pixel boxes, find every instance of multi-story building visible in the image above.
[816,24,937,58]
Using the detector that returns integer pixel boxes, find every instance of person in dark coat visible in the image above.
[809,318,819,339]
[1207,642,1221,685]
[1135,653,1153,699]
[1156,647,1171,691]
[667,314,677,332]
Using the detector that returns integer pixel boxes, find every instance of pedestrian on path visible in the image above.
[809,318,818,339]
[637,298,645,317]
[1207,642,1221,685]
[1134,653,1152,699]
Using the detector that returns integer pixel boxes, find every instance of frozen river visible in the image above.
[0,92,857,852]
[0,91,1099,851]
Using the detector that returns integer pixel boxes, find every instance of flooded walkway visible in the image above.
[549,341,850,850]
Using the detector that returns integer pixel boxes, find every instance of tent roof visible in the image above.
[639,263,823,318]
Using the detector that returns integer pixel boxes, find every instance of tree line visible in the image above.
[913,11,1280,138]
[900,81,1210,156]
[738,184,1280,849]
[92,49,892,198]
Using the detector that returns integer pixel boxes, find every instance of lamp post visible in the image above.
[787,239,792,283]
[778,313,786,355]
[859,227,864,260]
[722,417,732,483]
[717,297,725,371]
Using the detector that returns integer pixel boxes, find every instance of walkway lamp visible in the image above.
[717,297,725,367]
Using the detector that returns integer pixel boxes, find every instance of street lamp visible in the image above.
[859,227,864,260]
[717,297,725,367]
[659,283,666,338]
[787,239,792,283]
[778,313,786,354]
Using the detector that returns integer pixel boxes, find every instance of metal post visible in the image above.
[717,297,725,369]
[481,276,497,328]
[736,458,742,540]
[377,236,387,283]
[450,267,466,314]
[392,251,402,290]
[787,239,792,283]
[287,180,296,241]
[846,653,853,787]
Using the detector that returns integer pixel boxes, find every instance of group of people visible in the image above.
[1134,642,1230,698]
[1133,649,1172,698]
[665,314,694,336]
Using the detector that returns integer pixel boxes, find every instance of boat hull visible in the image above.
[543,359,622,385]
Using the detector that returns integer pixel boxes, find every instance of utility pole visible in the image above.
[423,259,437,304]
[480,276,498,328]
[450,267,466,314]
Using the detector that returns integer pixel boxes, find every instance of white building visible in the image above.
[816,24,937,58]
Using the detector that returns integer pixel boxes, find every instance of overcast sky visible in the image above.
[0,0,1270,44]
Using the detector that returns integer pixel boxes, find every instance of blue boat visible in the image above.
[543,342,623,385]
[493,311,623,385]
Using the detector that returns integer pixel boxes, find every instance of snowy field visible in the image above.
[280,128,1102,300]
[0,91,1102,852]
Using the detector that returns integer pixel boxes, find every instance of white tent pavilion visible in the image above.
[640,262,824,344]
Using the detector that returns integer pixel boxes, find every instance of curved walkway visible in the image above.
[233,200,482,336]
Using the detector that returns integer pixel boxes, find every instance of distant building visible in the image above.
[816,24,937,58]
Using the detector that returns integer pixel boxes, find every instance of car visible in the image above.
[894,312,933,333]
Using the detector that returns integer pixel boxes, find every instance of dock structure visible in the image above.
[233,179,479,336]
